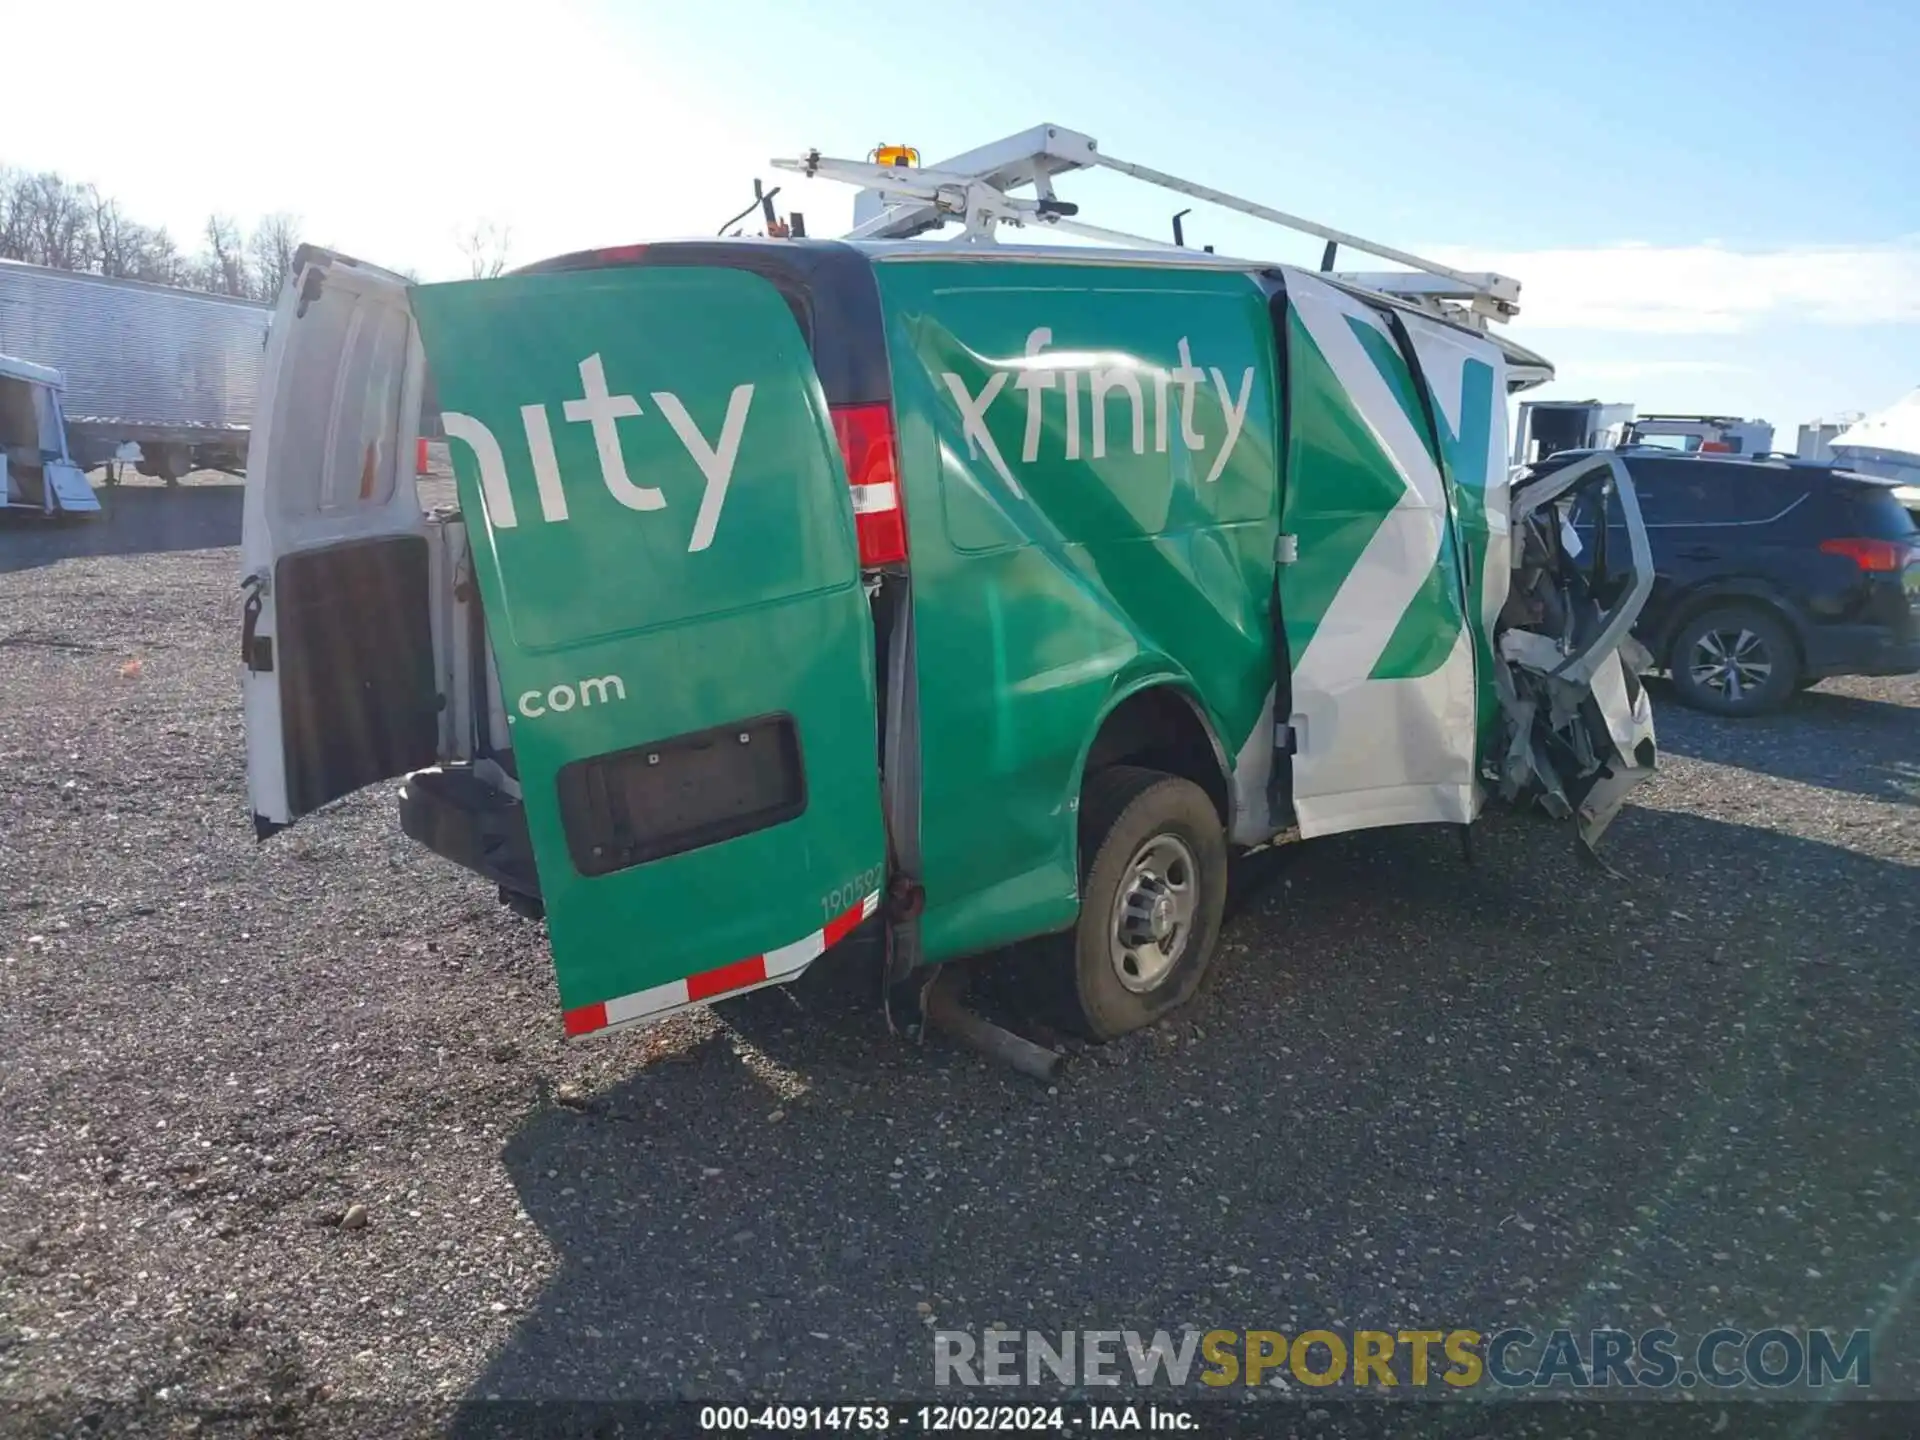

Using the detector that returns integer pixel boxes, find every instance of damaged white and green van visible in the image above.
[240,132,1657,1047]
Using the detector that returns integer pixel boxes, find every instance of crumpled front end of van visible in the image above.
[1489,453,1658,854]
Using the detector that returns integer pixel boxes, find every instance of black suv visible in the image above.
[1527,449,1920,715]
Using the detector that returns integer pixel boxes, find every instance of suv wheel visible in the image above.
[1669,605,1799,716]
[1057,765,1227,1041]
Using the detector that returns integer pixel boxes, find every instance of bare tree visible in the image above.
[7,171,96,270]
[0,161,302,296]
[89,195,182,287]
[456,220,512,279]
[0,168,32,261]
[248,212,301,300]
[91,189,143,278]
[198,214,251,296]
[132,228,186,287]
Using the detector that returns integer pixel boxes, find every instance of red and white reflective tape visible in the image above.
[562,890,881,1039]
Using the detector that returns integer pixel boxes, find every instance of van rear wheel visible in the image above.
[1060,765,1227,1041]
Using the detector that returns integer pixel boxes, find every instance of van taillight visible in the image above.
[590,244,649,265]
[1819,537,1907,572]
[831,402,907,566]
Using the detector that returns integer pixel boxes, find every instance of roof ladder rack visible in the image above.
[771,124,1521,327]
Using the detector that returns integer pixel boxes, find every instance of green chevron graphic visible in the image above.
[1280,310,1409,669]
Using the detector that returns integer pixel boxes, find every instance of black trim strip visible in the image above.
[1259,271,1297,830]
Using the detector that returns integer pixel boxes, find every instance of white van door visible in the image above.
[1274,271,1482,837]
[239,247,436,836]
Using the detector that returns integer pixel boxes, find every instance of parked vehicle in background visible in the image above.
[1512,398,1634,465]
[0,260,269,483]
[1511,408,1777,468]
[0,353,100,516]
[1622,413,1774,456]
[1824,388,1920,526]
[1531,449,1920,715]
[1796,412,1863,464]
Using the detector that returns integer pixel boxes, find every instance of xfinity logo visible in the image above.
[940,328,1257,495]
[441,353,753,551]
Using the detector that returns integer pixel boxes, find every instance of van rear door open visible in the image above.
[407,266,886,1036]
[240,248,437,832]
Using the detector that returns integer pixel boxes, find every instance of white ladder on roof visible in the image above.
[770,124,1521,330]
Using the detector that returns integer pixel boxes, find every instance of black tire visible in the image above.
[1058,765,1227,1041]
[137,446,184,485]
[1668,604,1799,716]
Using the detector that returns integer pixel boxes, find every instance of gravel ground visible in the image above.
[2,476,1916,1432]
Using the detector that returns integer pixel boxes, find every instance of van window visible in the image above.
[270,292,412,518]
[0,377,40,451]
[1628,460,1802,526]
[1826,480,1919,540]
[0,376,60,454]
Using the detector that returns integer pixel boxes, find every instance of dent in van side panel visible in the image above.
[873,263,1280,965]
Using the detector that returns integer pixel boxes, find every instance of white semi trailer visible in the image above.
[0,259,270,482]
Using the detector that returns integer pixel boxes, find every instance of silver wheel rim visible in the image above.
[1689,626,1773,702]
[1109,833,1197,994]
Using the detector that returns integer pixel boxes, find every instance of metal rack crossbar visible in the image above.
[771,124,1521,326]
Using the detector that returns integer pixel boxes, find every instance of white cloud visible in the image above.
[1564,360,1752,381]
[1424,239,1920,334]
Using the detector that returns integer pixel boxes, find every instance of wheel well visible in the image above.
[1660,591,1805,673]
[1083,687,1230,825]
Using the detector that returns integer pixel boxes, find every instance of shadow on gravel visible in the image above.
[450,803,1919,1419]
[0,483,242,571]
[1649,678,1920,806]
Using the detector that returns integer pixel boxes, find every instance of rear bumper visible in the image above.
[1801,624,1920,680]
[396,765,541,898]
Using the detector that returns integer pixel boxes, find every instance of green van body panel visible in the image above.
[1273,311,1412,668]
[871,261,1282,962]
[409,266,886,1018]
[396,250,1533,1019]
